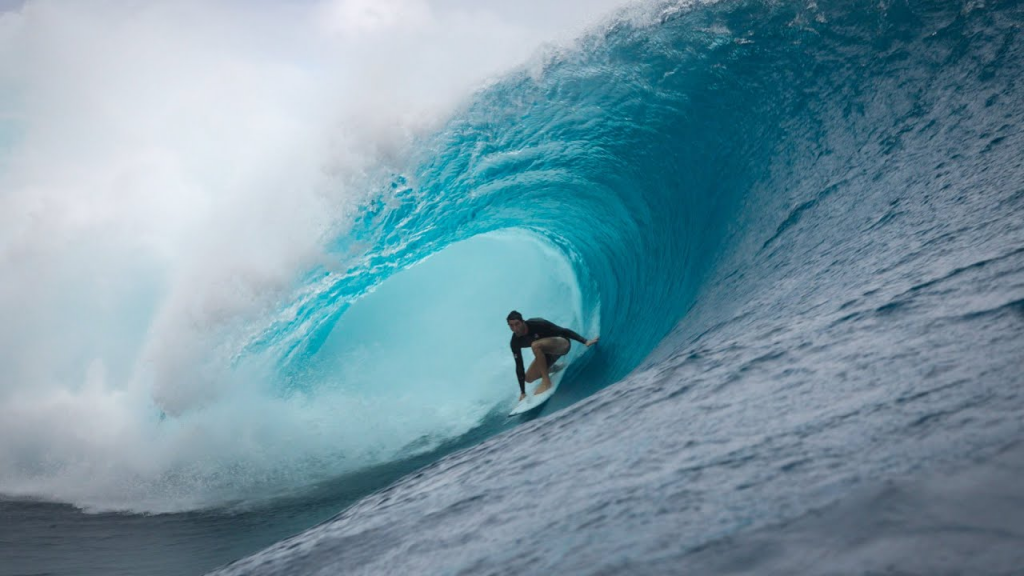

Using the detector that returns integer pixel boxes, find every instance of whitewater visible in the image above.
[2,0,1024,574]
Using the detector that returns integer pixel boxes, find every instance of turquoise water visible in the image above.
[3,0,1024,574]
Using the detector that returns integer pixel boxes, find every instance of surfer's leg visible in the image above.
[547,355,565,374]
[533,337,570,357]
[525,358,542,383]
[524,354,562,383]
[529,338,570,394]
[529,343,552,394]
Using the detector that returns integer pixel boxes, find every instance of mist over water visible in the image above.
[0,0,635,513]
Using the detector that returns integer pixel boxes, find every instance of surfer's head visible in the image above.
[506,310,528,336]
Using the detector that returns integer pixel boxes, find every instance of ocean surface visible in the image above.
[2,0,1024,574]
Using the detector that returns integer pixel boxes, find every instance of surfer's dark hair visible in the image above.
[506,310,523,322]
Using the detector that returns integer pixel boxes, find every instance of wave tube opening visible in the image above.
[296,230,588,458]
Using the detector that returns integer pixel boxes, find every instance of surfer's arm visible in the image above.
[555,325,587,344]
[512,345,526,395]
[531,318,588,344]
[552,322,598,347]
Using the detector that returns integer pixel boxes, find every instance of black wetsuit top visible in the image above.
[510,318,587,394]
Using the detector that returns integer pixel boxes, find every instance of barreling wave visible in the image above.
[3,0,1022,515]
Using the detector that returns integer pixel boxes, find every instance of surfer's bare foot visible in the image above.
[534,377,552,395]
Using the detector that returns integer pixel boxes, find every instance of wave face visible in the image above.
[210,0,1024,573]
[204,0,780,509]
[262,0,771,408]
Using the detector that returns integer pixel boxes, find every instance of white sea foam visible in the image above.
[0,0,628,512]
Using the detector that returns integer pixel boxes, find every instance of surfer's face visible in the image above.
[507,319,527,336]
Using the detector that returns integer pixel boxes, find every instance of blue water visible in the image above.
[4,0,1024,574]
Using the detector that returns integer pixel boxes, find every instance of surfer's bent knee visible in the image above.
[531,337,570,356]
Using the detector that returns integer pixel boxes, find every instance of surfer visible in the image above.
[507,310,599,401]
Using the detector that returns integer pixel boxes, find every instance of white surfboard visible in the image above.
[508,382,559,416]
